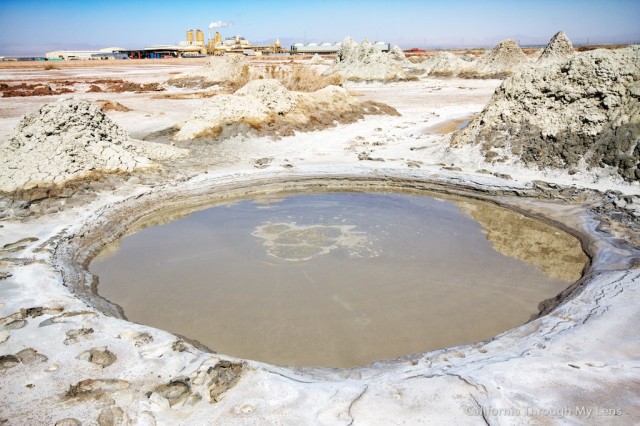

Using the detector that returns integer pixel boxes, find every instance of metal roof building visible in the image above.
[45,47,128,60]
[290,41,390,54]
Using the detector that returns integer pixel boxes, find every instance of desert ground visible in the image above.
[0,37,639,425]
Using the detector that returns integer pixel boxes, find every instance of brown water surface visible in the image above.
[424,114,476,134]
[90,192,587,368]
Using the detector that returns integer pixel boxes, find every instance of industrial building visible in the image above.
[132,29,283,58]
[291,41,390,54]
[135,45,205,59]
[41,27,285,60]
[45,47,128,60]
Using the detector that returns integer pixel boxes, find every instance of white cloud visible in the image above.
[209,21,233,29]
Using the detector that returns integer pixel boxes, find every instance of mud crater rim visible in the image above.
[61,175,595,368]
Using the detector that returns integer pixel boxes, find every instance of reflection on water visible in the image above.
[90,192,587,368]
[455,200,587,282]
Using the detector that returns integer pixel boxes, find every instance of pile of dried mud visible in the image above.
[167,55,250,88]
[389,46,407,62]
[307,54,330,65]
[414,38,531,78]
[328,37,410,82]
[169,56,340,92]
[416,52,475,77]
[537,31,575,66]
[473,39,531,77]
[0,99,186,192]
[451,45,640,181]
[174,79,399,141]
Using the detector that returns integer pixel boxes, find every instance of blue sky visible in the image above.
[0,0,639,55]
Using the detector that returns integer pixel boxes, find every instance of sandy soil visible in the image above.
[0,62,639,425]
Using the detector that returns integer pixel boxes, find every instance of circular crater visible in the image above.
[86,183,588,368]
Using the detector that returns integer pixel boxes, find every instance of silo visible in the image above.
[196,29,205,45]
[213,31,222,46]
[187,30,194,45]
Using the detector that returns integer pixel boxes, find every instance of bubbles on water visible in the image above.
[252,221,378,262]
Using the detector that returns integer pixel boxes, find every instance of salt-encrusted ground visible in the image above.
[0,63,639,425]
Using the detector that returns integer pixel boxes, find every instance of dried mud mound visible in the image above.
[168,55,250,88]
[411,39,532,79]
[474,39,531,77]
[389,45,407,62]
[452,46,640,181]
[537,31,575,66]
[174,79,399,141]
[0,99,186,192]
[328,37,409,82]
[307,54,330,65]
[417,52,476,77]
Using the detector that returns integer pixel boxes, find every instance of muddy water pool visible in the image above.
[90,192,587,368]
[423,114,476,134]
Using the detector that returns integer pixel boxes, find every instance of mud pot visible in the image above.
[90,190,587,368]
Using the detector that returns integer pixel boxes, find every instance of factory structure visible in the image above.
[44,48,129,61]
[40,28,285,61]
[4,24,387,61]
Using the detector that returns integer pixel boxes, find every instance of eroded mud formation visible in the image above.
[473,39,531,76]
[452,46,640,181]
[174,79,399,141]
[0,99,186,193]
[167,55,250,89]
[329,37,412,82]
[537,30,575,66]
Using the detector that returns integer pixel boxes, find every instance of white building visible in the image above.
[45,47,127,60]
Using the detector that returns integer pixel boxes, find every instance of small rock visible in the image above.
[172,339,188,352]
[492,172,513,180]
[16,348,48,365]
[358,151,385,162]
[85,347,117,368]
[0,354,21,369]
[208,360,243,403]
[66,379,130,399]
[132,332,153,347]
[98,406,125,426]
[3,319,27,330]
[254,157,273,169]
[153,379,191,407]
[614,199,628,209]
[63,327,94,344]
